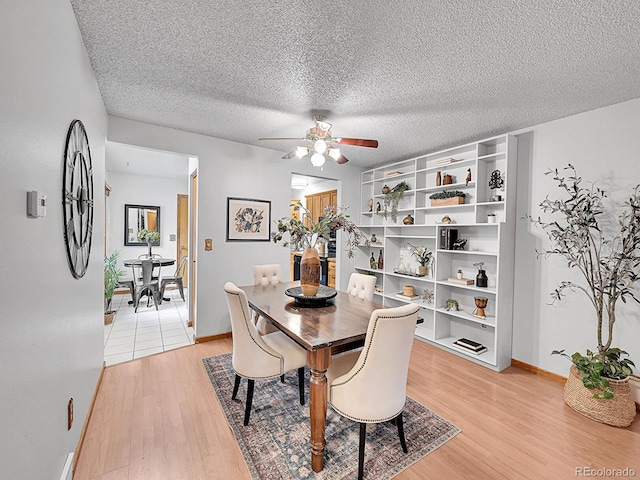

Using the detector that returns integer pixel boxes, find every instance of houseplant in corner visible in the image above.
[104,251,125,325]
[527,164,640,427]
[272,204,367,296]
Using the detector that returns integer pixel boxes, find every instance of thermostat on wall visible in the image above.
[27,190,47,218]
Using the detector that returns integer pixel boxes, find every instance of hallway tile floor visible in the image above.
[104,288,194,366]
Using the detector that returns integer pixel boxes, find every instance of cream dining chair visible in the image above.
[224,282,307,425]
[346,272,377,301]
[326,303,420,480]
[251,264,282,335]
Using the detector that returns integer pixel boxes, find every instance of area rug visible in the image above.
[202,353,460,479]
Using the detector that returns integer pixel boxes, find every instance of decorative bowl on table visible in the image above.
[285,285,337,307]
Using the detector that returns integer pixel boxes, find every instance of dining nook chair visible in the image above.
[346,272,377,301]
[251,264,281,334]
[224,282,307,425]
[131,258,161,312]
[326,303,420,480]
[160,255,187,303]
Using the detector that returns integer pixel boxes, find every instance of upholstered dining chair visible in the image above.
[131,258,161,312]
[346,272,378,301]
[326,303,420,480]
[160,255,187,303]
[251,264,282,334]
[224,282,307,425]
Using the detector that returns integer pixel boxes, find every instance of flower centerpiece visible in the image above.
[138,229,160,256]
[404,243,432,276]
[272,204,368,296]
[526,164,640,427]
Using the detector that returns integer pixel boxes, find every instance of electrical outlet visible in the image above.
[68,398,73,430]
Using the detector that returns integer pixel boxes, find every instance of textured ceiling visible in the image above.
[71,0,640,168]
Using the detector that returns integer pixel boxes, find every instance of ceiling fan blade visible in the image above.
[282,151,297,160]
[258,137,306,141]
[336,154,349,165]
[334,137,378,148]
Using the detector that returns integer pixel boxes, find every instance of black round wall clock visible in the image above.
[62,119,94,279]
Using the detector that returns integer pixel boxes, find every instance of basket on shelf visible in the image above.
[564,365,636,427]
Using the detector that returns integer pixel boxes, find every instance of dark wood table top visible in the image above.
[123,258,175,267]
[240,282,386,351]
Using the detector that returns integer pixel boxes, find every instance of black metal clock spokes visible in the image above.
[62,119,94,279]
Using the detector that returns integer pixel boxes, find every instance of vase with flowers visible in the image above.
[138,229,160,256]
[272,204,368,296]
[404,243,433,276]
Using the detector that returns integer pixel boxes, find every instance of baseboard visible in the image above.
[195,332,232,343]
[59,452,74,480]
[512,359,640,411]
[74,361,106,472]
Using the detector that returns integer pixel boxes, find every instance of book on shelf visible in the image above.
[395,292,419,300]
[453,337,485,351]
[448,277,475,285]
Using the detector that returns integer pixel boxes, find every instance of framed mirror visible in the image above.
[124,204,161,246]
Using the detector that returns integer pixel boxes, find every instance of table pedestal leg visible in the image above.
[308,348,331,473]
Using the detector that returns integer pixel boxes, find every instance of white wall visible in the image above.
[513,97,640,376]
[0,1,107,478]
[106,170,188,271]
[107,117,362,338]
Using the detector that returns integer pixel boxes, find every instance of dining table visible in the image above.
[239,281,390,473]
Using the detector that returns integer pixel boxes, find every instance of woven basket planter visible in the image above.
[564,365,636,427]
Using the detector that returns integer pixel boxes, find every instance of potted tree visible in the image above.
[104,251,125,325]
[527,164,640,427]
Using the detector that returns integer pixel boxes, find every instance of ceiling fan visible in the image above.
[258,116,379,167]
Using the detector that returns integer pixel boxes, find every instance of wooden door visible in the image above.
[177,194,189,287]
[330,190,338,211]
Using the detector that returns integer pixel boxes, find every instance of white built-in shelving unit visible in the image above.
[356,134,516,371]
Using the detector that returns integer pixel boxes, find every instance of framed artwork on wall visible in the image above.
[226,197,271,242]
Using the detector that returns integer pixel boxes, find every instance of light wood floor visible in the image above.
[75,339,640,480]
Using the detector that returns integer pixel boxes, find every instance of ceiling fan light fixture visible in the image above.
[311,152,326,167]
[295,146,309,158]
[314,139,327,154]
[328,148,341,160]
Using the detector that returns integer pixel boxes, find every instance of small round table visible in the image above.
[123,258,176,304]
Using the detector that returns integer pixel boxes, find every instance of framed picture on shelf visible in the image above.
[226,197,271,241]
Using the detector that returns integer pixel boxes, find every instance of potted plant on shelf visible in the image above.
[272,204,367,296]
[429,190,466,207]
[404,243,433,276]
[527,164,640,427]
[382,181,410,222]
[138,229,160,256]
[104,251,125,325]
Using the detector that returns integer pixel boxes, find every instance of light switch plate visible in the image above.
[205,238,213,251]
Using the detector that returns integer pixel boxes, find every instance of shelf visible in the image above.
[354,266,384,274]
[437,249,498,256]
[416,203,474,211]
[435,336,495,363]
[476,201,505,206]
[477,152,505,161]
[423,158,476,173]
[434,307,495,327]
[386,234,436,239]
[383,293,428,305]
[436,280,496,294]
[386,271,435,282]
[417,181,475,193]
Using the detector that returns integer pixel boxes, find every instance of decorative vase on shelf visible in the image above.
[403,214,414,225]
[443,174,453,185]
[476,269,488,288]
[436,171,442,186]
[300,247,321,296]
[378,250,384,270]
[474,297,488,317]
[368,198,374,212]
[382,185,390,194]
[396,255,406,274]
[370,252,377,269]
[419,265,428,276]
[370,233,377,243]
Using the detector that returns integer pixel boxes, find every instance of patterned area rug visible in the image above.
[202,353,460,479]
